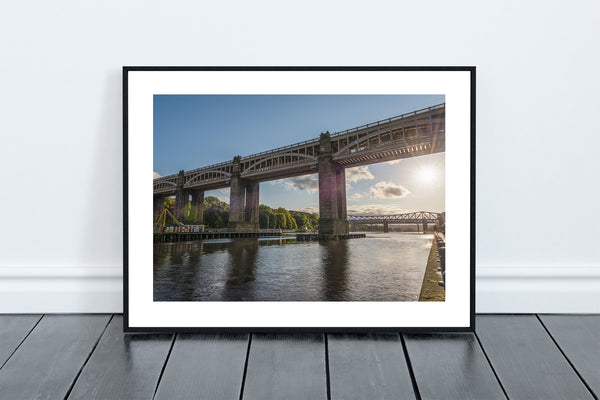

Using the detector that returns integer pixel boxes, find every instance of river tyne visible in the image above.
[154,232,433,302]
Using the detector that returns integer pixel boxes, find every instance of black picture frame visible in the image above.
[123,66,476,333]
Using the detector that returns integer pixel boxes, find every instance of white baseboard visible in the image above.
[0,266,598,313]
[476,266,600,313]
[0,267,123,313]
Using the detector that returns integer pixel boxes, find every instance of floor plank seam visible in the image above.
[325,334,331,400]
[63,314,114,400]
[535,314,598,400]
[0,314,44,371]
[152,332,177,400]
[400,334,422,400]
[238,333,253,400]
[473,330,510,400]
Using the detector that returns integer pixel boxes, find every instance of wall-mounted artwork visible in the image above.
[123,67,475,331]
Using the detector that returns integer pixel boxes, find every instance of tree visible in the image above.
[276,208,297,230]
[259,204,276,229]
[275,212,287,229]
[202,196,230,228]
[199,199,319,231]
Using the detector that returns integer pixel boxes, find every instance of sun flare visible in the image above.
[418,167,437,184]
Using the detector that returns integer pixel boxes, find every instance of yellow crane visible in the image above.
[154,208,184,232]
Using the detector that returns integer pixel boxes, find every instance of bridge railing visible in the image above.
[330,103,445,139]
[242,138,320,161]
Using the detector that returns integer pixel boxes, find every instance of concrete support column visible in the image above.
[245,181,260,228]
[422,218,428,233]
[383,221,389,233]
[335,166,347,220]
[228,156,259,232]
[228,164,246,228]
[350,222,356,232]
[153,196,164,221]
[318,132,349,235]
[190,190,204,224]
[174,170,187,222]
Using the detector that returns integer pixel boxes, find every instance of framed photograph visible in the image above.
[123,67,475,332]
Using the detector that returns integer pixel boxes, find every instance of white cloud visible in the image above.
[215,196,229,204]
[346,166,374,183]
[218,188,230,195]
[347,204,410,215]
[386,160,402,165]
[348,193,364,200]
[297,206,319,214]
[153,171,161,179]
[369,181,410,198]
[297,204,413,216]
[272,175,318,193]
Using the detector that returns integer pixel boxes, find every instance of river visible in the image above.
[153,232,433,302]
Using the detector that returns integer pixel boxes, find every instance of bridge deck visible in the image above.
[154,103,445,195]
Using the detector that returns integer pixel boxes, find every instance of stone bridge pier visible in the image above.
[228,156,260,232]
[383,222,389,233]
[174,170,187,221]
[173,170,205,224]
[189,190,205,224]
[318,132,349,236]
[153,195,164,221]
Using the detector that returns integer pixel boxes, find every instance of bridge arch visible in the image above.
[185,170,231,187]
[242,152,317,175]
[153,180,177,190]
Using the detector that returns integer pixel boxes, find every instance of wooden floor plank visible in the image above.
[404,333,506,400]
[154,333,249,400]
[66,315,173,400]
[538,314,600,397]
[328,333,416,400]
[0,314,41,368]
[476,315,594,400]
[0,314,110,400]
[242,333,327,400]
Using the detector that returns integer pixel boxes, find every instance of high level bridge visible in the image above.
[154,103,445,235]
[348,211,443,233]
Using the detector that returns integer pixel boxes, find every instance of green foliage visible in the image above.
[275,207,297,230]
[203,196,230,228]
[259,204,277,229]
[197,198,319,231]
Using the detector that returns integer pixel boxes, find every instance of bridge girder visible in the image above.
[153,103,445,194]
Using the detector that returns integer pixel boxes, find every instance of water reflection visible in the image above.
[223,238,259,300]
[154,233,433,302]
[321,240,349,301]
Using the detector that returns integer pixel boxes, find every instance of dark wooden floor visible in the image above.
[0,315,597,399]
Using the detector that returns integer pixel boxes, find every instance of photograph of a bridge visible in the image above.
[152,94,446,303]
[125,67,474,330]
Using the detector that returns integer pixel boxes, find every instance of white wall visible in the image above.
[1,0,598,313]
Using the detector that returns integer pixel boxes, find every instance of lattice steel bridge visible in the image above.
[348,211,443,233]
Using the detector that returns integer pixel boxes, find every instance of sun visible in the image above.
[418,167,437,184]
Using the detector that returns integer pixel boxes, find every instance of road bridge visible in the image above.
[154,103,445,235]
[347,211,443,233]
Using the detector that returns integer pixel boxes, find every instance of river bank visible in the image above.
[418,232,445,301]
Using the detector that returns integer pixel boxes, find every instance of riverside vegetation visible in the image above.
[161,196,320,231]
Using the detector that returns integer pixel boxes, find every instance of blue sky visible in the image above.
[154,95,445,214]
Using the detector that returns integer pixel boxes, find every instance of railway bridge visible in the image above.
[347,211,444,233]
[153,103,445,235]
